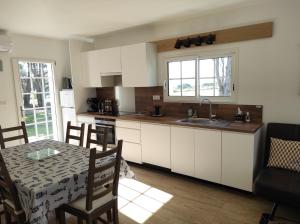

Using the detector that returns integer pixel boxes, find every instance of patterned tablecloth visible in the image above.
[1,140,134,224]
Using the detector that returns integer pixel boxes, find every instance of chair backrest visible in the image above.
[264,123,300,167]
[86,124,108,151]
[86,140,123,211]
[65,121,85,147]
[0,121,29,149]
[0,152,23,212]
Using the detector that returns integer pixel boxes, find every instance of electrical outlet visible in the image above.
[152,95,161,101]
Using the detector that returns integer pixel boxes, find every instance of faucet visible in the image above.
[200,98,216,120]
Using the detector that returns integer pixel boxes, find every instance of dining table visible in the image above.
[1,139,134,224]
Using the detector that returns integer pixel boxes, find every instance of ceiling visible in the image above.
[0,0,252,39]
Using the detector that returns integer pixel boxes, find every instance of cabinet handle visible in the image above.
[164,80,167,89]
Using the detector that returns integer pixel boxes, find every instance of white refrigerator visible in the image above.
[60,90,76,140]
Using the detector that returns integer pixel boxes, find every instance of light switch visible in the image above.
[152,95,161,101]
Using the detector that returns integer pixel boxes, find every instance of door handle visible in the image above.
[20,106,24,118]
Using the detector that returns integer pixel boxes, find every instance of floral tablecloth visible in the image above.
[1,139,134,224]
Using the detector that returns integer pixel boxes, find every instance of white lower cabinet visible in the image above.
[141,123,171,168]
[171,126,195,177]
[122,142,142,164]
[221,131,261,192]
[195,129,222,183]
[116,120,142,164]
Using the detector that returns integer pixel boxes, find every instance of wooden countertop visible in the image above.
[78,112,263,134]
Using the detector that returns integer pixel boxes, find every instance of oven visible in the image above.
[95,118,116,145]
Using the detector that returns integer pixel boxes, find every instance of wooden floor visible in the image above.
[11,164,300,224]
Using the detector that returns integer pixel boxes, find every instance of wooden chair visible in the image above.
[86,124,108,151]
[58,140,123,224]
[0,152,26,224]
[0,121,29,149]
[65,121,85,147]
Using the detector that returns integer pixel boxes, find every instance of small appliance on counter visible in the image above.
[151,105,164,117]
[62,77,72,89]
[87,98,99,112]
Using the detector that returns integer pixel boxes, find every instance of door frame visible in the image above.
[11,58,60,140]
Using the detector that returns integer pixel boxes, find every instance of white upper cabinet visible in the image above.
[121,43,157,87]
[81,47,121,87]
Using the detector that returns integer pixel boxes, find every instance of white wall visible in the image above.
[69,40,95,113]
[0,34,70,140]
[93,0,300,124]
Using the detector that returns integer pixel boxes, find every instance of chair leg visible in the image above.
[58,208,66,224]
[112,202,119,224]
[259,202,278,224]
[78,217,83,224]
[4,210,11,224]
[107,209,112,223]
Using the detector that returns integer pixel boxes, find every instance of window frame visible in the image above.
[163,48,238,103]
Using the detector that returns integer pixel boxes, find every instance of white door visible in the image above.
[195,129,222,183]
[13,59,58,141]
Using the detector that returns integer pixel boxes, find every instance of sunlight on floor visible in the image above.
[118,178,173,223]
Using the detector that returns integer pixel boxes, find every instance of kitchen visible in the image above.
[0,0,300,223]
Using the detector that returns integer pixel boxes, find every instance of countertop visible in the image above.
[78,112,263,134]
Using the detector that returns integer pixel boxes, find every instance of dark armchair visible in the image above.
[253,123,300,224]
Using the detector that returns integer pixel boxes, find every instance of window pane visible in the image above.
[22,94,33,109]
[26,124,36,137]
[24,110,34,124]
[32,79,43,93]
[199,59,214,78]
[182,60,195,78]
[199,78,215,96]
[21,79,32,93]
[19,62,30,78]
[44,78,49,92]
[45,93,51,106]
[48,122,53,135]
[37,123,47,137]
[36,109,46,122]
[30,63,42,77]
[169,79,181,96]
[46,107,52,121]
[34,93,44,108]
[182,79,195,96]
[168,62,180,79]
[215,56,232,96]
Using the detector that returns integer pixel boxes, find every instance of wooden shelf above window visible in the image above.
[153,22,273,52]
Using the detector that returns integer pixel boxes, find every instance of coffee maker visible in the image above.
[87,98,99,112]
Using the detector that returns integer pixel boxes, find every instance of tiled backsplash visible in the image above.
[135,86,263,123]
[96,86,263,123]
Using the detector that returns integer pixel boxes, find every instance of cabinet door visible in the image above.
[98,47,121,74]
[141,123,170,168]
[221,132,254,191]
[171,126,195,177]
[195,129,221,183]
[122,142,142,164]
[121,43,157,87]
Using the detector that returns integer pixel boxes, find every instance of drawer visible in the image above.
[116,127,141,143]
[122,142,142,164]
[116,120,140,129]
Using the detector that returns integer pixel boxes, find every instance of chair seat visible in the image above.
[69,188,116,213]
[254,167,300,207]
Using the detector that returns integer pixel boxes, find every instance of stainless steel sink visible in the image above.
[176,117,231,128]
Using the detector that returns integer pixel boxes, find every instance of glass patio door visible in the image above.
[13,60,58,141]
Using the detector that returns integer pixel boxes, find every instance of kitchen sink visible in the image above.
[176,117,231,128]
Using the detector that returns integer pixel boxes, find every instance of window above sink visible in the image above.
[162,48,238,103]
